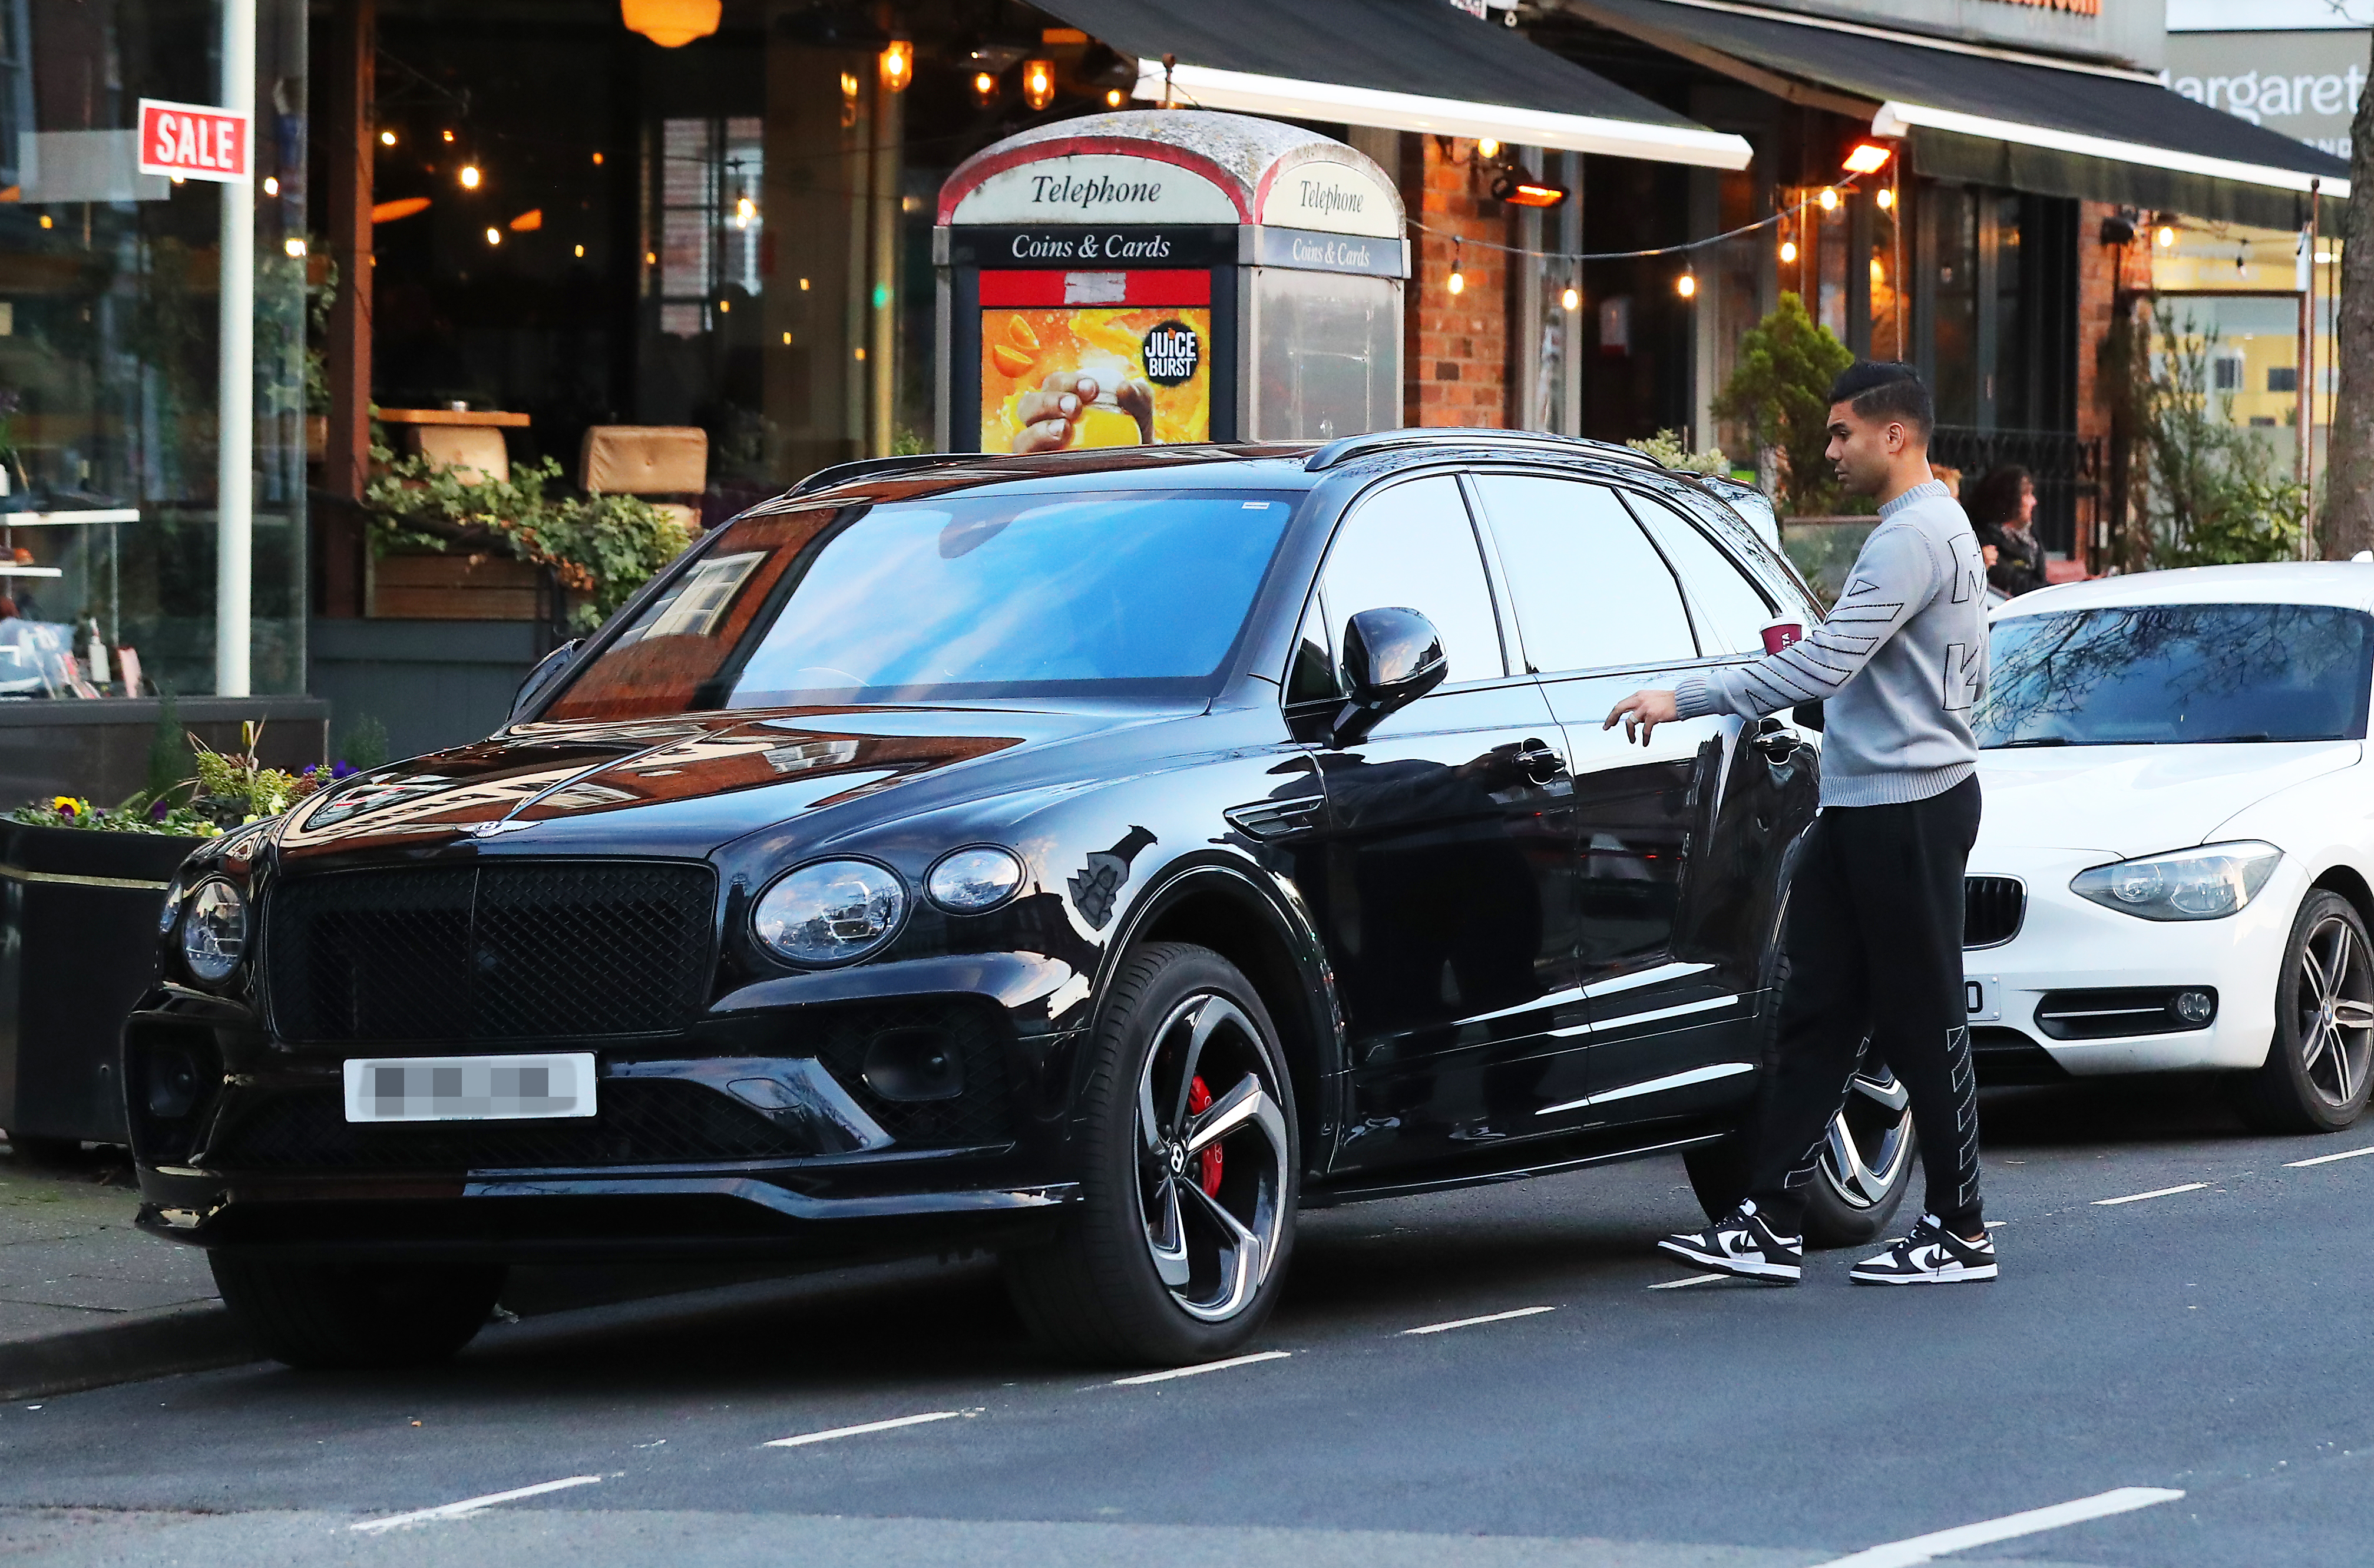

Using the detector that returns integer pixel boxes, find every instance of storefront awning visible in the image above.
[1034,0,1754,168]
[1568,0,2350,228]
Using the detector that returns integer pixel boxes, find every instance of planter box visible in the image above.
[0,694,328,809]
[0,822,203,1148]
[369,550,545,620]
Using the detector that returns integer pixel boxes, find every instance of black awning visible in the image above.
[1570,0,2349,227]
[1036,0,1753,166]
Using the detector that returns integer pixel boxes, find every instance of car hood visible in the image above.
[1974,741,2361,859]
[275,703,1189,861]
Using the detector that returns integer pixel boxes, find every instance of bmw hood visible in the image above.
[1973,741,2362,861]
[273,704,1188,862]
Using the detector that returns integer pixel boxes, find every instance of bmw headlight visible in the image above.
[178,878,249,983]
[925,846,1024,914]
[753,859,907,965]
[2071,842,2282,922]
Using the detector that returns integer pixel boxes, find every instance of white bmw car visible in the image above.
[1968,563,2374,1132]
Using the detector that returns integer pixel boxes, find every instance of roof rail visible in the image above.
[1302,428,1660,474]
[781,452,976,498]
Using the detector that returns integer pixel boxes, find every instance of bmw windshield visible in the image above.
[544,488,1298,720]
[1978,602,2374,747]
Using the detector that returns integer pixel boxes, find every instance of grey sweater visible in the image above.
[1673,479,1989,808]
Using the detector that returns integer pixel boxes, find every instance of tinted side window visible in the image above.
[1318,475,1506,684]
[1471,475,1697,674]
[1285,590,1338,703]
[1628,494,1777,654]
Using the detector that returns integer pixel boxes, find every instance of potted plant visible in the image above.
[0,719,352,1157]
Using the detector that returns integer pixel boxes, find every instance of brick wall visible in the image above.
[2076,201,2151,570]
[1406,135,1510,427]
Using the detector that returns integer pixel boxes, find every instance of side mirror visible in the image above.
[1331,607,1447,747]
[510,638,583,720]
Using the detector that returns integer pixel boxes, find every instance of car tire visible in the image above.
[1682,947,1916,1248]
[209,1254,505,1370]
[2236,889,2374,1134]
[1003,941,1298,1367]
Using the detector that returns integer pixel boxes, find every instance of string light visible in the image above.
[283,237,306,257]
[1106,88,1127,108]
[485,226,501,246]
[1447,239,1465,296]
[592,151,604,166]
[1560,283,1580,312]
[1023,57,1055,111]
[574,243,585,257]
[1817,187,1839,211]
[459,164,481,188]
[879,39,912,92]
[1476,138,1500,159]
[1676,270,1697,299]
[973,70,997,104]
[2157,224,2177,247]
[441,129,455,143]
[262,176,279,196]
[379,129,396,146]
[1875,187,1894,210]
[1780,239,1798,263]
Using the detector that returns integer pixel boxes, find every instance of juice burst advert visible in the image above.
[983,307,1211,452]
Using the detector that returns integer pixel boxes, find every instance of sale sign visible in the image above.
[135,99,252,184]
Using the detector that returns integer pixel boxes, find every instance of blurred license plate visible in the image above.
[342,1053,597,1123]
[1964,975,2001,1023]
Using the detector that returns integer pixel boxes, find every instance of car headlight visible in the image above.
[925,846,1025,914]
[157,874,184,937]
[753,859,907,965]
[178,878,249,983]
[2070,841,2282,922]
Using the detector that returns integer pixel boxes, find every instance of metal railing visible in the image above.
[1929,426,2102,559]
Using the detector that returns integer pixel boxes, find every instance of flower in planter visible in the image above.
[51,795,84,820]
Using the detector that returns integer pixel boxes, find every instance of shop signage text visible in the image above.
[948,226,1238,269]
[1253,226,1409,279]
[1255,159,1401,239]
[950,155,1239,226]
[135,99,252,183]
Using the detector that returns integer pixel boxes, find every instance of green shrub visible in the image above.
[1712,293,1857,517]
[2132,303,2304,567]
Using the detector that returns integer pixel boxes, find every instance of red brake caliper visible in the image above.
[1185,1076,1224,1197]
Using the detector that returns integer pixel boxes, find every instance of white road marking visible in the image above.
[1110,1350,1291,1385]
[350,1475,601,1533]
[763,1410,974,1448]
[1402,1306,1555,1335]
[1810,1486,2185,1568]
[2093,1182,2209,1206]
[2286,1144,2374,1168]
[1647,1273,1728,1290]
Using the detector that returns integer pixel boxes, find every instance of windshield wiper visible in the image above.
[2203,733,2274,743]
[1996,736,2070,747]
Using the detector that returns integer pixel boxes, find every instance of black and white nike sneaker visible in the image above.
[1849,1215,1998,1285]
[1656,1200,1803,1283]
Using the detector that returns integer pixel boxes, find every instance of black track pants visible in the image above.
[1747,776,1983,1236]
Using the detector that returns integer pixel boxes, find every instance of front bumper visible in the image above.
[1964,848,2296,1076]
[127,957,1091,1262]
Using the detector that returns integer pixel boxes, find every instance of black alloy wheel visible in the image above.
[1004,942,1297,1364]
[2238,889,2374,1133]
[1800,1058,1916,1246]
[209,1254,506,1370]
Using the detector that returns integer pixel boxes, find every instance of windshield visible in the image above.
[544,488,1298,720]
[1978,602,2374,747]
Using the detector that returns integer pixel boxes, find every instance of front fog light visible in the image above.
[753,859,907,965]
[925,846,1024,913]
[178,878,248,983]
[2071,841,2281,922]
[2175,990,2217,1025]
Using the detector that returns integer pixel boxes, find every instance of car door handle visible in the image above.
[1751,716,1795,762]
[1514,739,1567,782]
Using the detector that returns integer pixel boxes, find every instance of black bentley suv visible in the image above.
[128,430,1916,1368]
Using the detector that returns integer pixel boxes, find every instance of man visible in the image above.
[1605,360,1995,1286]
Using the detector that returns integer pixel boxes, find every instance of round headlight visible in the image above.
[753,859,907,966]
[925,846,1025,914]
[179,878,248,984]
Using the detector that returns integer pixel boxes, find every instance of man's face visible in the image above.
[1825,399,1903,498]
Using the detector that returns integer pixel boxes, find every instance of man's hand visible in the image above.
[1604,689,1678,745]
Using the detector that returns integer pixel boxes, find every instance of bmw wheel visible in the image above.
[2237,890,2374,1133]
[1004,941,1297,1365]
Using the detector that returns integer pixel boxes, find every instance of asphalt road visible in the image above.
[1,1077,2367,1568]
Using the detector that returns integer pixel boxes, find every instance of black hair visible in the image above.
[1827,360,1934,444]
[1964,465,2032,529]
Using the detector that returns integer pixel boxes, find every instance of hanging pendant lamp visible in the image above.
[621,0,720,48]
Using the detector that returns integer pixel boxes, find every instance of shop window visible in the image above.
[657,115,762,338]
